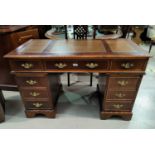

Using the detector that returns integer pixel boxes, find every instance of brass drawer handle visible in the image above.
[117,80,128,86]
[121,62,134,69]
[33,103,43,108]
[113,104,123,109]
[86,63,98,69]
[30,92,40,97]
[26,80,37,85]
[55,63,67,69]
[21,63,33,69]
[115,93,126,98]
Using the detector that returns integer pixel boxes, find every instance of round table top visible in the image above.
[45,28,65,40]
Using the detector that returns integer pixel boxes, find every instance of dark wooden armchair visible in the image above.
[67,25,93,86]
[73,25,88,39]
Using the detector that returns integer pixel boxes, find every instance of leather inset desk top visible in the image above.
[4,39,149,59]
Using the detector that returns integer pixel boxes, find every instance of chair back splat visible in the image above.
[73,25,88,40]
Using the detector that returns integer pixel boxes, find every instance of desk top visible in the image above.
[5,39,150,59]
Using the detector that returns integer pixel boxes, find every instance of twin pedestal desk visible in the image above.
[4,39,150,120]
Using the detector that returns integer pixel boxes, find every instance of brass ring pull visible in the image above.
[117,80,128,86]
[26,80,37,85]
[55,63,67,69]
[21,63,33,69]
[33,103,43,108]
[113,104,123,109]
[121,62,134,69]
[30,92,40,97]
[86,63,98,69]
[115,93,126,98]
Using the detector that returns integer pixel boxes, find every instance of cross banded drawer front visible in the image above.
[16,77,48,87]
[104,101,133,111]
[79,61,108,70]
[10,61,43,71]
[20,88,49,99]
[45,60,108,71]
[24,100,53,109]
[46,61,75,70]
[108,77,140,90]
[110,59,147,71]
[106,91,136,100]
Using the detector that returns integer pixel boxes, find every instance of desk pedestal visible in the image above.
[98,73,142,120]
[15,73,61,118]
[14,72,143,120]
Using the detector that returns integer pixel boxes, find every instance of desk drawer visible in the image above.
[106,90,136,100]
[46,61,75,70]
[10,60,43,71]
[104,101,133,111]
[16,76,48,87]
[45,60,108,71]
[24,100,53,109]
[78,60,108,70]
[110,59,147,71]
[20,87,49,99]
[108,77,140,90]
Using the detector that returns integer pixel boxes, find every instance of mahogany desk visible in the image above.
[4,39,150,120]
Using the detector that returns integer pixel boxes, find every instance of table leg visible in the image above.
[0,90,5,122]
[90,73,93,86]
[0,89,5,111]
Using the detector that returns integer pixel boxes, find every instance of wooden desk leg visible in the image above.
[100,112,132,121]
